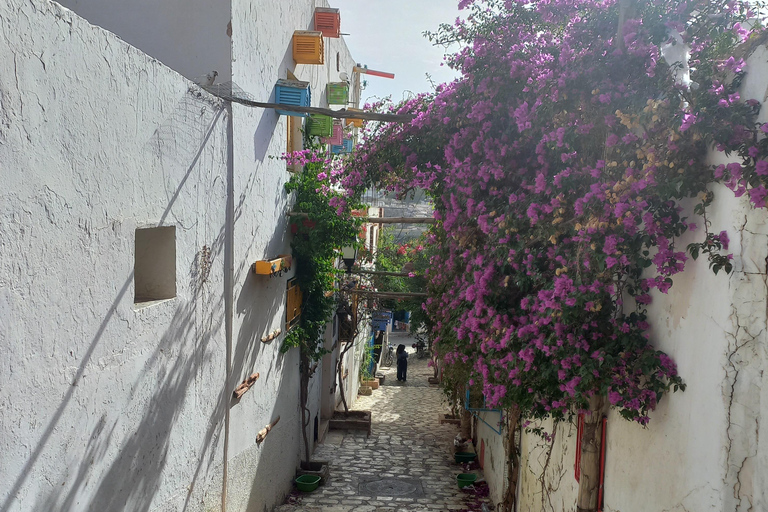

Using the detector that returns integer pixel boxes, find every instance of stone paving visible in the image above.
[275,333,490,512]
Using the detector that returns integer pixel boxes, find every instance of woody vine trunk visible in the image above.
[577,396,607,512]
[299,349,312,467]
[503,405,521,512]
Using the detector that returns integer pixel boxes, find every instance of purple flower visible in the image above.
[719,231,730,250]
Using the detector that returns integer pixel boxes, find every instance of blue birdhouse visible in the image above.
[275,79,311,117]
[331,138,354,154]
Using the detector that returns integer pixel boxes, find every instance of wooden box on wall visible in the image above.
[314,7,341,38]
[293,30,324,65]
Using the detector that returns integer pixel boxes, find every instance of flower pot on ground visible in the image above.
[358,385,372,396]
[457,473,478,489]
[362,379,379,390]
[296,460,330,486]
[295,474,321,492]
[455,452,477,464]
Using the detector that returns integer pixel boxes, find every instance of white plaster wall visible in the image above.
[55,0,232,83]
[517,418,579,512]
[0,2,229,511]
[224,1,360,510]
[0,1,361,510]
[514,46,768,512]
[474,411,509,508]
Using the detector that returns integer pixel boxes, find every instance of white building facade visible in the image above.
[473,45,768,512]
[0,0,361,511]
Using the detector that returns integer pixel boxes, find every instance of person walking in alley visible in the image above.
[396,344,408,382]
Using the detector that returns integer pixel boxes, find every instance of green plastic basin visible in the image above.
[455,452,477,464]
[295,474,321,492]
[457,472,478,489]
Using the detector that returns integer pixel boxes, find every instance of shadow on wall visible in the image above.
[32,288,227,512]
[1,90,230,512]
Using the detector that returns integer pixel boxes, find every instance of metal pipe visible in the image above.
[597,416,607,512]
[287,212,435,224]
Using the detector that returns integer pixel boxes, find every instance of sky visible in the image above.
[332,0,463,105]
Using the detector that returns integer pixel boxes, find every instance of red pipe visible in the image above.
[574,413,583,481]
[597,416,607,512]
[353,66,395,79]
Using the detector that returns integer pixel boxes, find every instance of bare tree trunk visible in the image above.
[337,360,348,413]
[577,396,607,512]
[336,340,356,413]
[503,405,521,512]
[299,349,311,467]
[460,409,472,440]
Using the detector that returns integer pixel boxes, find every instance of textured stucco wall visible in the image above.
[0,1,229,511]
[224,1,360,511]
[1,1,361,511]
[513,46,768,512]
[55,0,232,83]
[474,411,508,507]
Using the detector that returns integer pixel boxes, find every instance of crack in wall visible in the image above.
[720,213,767,512]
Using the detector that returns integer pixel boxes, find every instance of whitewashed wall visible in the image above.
[508,46,768,512]
[0,2,229,512]
[1,1,362,512]
[226,1,360,510]
[56,0,232,83]
[473,411,508,507]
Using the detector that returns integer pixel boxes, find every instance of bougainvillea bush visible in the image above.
[332,0,768,424]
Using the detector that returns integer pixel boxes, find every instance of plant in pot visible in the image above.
[282,139,363,478]
[360,342,379,390]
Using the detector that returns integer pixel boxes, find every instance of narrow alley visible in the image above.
[276,333,491,512]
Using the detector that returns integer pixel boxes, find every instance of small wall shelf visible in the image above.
[253,255,292,276]
[293,31,324,65]
[261,328,282,343]
[233,372,260,399]
[314,7,341,38]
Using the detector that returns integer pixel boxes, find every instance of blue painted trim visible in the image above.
[465,388,504,435]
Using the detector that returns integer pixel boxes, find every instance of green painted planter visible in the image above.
[307,114,333,137]
[455,452,477,464]
[295,474,321,492]
[327,82,349,105]
[457,473,478,489]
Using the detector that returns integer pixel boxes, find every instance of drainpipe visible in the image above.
[221,102,235,512]
[597,416,607,512]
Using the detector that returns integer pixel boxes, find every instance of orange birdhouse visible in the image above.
[293,31,324,65]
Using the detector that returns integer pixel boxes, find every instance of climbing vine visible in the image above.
[327,0,768,426]
[281,144,363,360]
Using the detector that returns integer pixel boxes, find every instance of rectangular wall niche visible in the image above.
[134,226,177,305]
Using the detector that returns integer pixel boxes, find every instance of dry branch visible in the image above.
[233,372,260,399]
[256,415,280,443]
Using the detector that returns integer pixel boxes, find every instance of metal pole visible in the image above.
[287,212,435,224]
[350,270,413,277]
[222,99,413,123]
[349,291,428,298]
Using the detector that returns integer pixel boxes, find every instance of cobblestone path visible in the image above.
[275,333,490,512]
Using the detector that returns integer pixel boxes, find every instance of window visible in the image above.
[134,226,176,305]
[286,277,303,329]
